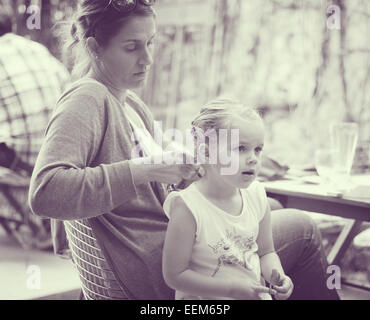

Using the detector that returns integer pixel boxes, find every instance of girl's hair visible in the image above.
[191,97,262,137]
[60,0,156,79]
[190,97,263,163]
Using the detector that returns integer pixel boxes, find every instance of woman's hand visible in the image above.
[229,278,275,300]
[130,151,200,186]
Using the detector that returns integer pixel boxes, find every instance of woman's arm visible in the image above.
[163,197,271,299]
[29,95,139,220]
[29,95,193,220]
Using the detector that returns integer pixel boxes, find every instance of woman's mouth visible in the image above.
[134,71,148,78]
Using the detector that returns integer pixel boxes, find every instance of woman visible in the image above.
[29,0,339,300]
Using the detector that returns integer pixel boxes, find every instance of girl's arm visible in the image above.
[162,197,271,299]
[257,205,285,282]
[257,205,293,299]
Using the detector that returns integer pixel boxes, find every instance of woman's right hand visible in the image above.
[129,151,200,186]
[229,278,275,300]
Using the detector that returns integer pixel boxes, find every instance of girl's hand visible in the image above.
[270,270,293,300]
[230,278,275,300]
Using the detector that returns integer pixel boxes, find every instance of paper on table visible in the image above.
[344,183,370,199]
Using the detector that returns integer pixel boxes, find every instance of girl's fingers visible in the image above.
[274,292,289,300]
[273,277,292,293]
[253,285,275,296]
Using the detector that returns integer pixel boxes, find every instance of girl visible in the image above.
[162,98,294,300]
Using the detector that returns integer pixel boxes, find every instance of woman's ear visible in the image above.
[86,37,101,61]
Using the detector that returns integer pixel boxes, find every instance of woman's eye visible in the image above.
[124,45,136,51]
[238,146,247,152]
[255,147,263,154]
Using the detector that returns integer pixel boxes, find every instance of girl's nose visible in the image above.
[246,153,258,165]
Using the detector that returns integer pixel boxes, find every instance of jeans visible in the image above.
[271,209,340,300]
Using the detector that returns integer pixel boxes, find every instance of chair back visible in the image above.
[64,219,132,300]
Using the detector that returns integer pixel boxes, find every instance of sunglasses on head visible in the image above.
[106,0,155,13]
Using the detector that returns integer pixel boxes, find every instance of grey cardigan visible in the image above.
[29,78,172,299]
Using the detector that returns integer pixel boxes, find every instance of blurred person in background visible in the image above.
[0,12,70,249]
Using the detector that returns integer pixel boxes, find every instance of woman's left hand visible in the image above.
[271,274,294,300]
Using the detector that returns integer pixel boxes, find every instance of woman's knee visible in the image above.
[287,209,323,251]
[272,209,327,277]
[272,209,323,250]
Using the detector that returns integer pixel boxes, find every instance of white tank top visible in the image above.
[163,180,272,300]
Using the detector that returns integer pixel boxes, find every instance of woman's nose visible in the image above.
[139,47,153,67]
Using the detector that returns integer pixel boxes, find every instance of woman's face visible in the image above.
[99,15,156,90]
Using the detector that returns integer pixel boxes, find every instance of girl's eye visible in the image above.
[238,146,247,152]
[255,147,263,154]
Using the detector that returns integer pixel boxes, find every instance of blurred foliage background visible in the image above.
[1,0,369,168]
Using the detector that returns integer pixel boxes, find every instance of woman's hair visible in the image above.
[60,0,156,79]
[190,97,262,162]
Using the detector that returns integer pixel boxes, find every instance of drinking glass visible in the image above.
[315,123,359,194]
[330,122,359,176]
[314,149,337,188]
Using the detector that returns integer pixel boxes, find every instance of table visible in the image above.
[263,175,370,266]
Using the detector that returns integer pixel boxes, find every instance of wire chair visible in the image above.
[64,219,133,300]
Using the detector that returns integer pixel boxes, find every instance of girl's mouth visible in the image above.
[242,170,255,176]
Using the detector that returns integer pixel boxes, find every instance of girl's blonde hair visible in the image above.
[190,97,262,162]
[191,97,262,137]
[59,0,156,80]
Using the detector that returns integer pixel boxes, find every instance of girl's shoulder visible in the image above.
[245,180,266,196]
[163,185,204,218]
[242,180,268,222]
[163,187,201,237]
[163,187,192,219]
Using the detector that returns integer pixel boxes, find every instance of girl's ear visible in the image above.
[197,143,209,164]
[86,37,101,60]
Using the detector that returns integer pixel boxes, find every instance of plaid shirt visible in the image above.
[0,33,69,168]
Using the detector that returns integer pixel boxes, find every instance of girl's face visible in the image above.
[99,15,156,90]
[209,117,265,189]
